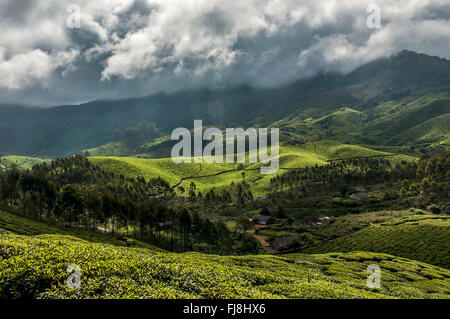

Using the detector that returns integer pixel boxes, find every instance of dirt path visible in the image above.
[326,154,395,162]
[155,160,363,198]
[169,166,315,190]
[151,166,310,198]
[254,235,275,253]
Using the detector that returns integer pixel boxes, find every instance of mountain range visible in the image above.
[0,50,449,158]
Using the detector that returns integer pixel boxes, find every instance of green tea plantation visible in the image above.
[1,229,449,299]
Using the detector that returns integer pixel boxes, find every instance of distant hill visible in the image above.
[303,214,450,268]
[0,155,49,170]
[88,141,413,194]
[1,222,450,298]
[0,50,449,157]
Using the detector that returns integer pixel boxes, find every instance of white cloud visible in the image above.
[0,48,78,90]
[0,0,449,104]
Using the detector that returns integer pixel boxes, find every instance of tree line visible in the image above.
[267,154,449,218]
[0,155,236,253]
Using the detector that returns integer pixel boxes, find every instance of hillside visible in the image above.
[0,51,449,157]
[272,92,450,148]
[1,227,449,299]
[0,155,49,171]
[88,142,413,193]
[302,214,450,268]
[0,149,448,300]
[364,94,450,145]
[387,113,450,145]
[88,144,327,193]
[0,210,164,251]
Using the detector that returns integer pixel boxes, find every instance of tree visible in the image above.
[1,164,20,207]
[200,219,216,244]
[261,207,271,216]
[61,185,84,227]
[86,192,102,230]
[276,206,287,219]
[178,208,192,251]
[236,217,253,241]
[215,222,233,254]
[101,191,115,233]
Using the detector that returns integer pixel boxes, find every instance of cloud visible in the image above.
[0,0,449,105]
[0,48,78,89]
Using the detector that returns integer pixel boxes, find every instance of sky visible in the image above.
[1,0,450,106]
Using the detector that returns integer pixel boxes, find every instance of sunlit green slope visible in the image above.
[89,142,413,193]
[1,228,449,299]
[0,155,49,170]
[303,214,450,268]
[0,210,163,251]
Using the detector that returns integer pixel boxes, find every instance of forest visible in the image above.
[0,153,447,255]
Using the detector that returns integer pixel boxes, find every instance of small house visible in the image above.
[253,214,275,226]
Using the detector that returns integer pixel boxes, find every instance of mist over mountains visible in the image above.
[2,0,450,106]
[1,1,450,304]
[0,50,449,157]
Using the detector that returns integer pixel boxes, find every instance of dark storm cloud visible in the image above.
[0,0,35,25]
[421,2,450,20]
[199,8,234,37]
[0,0,450,106]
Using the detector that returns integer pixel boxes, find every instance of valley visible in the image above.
[1,216,449,299]
[0,50,448,300]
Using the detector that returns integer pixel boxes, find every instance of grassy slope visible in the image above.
[89,142,413,194]
[0,210,163,252]
[303,214,450,269]
[0,155,49,170]
[89,144,327,193]
[79,92,449,162]
[83,141,132,157]
[1,228,449,299]
[272,93,449,147]
[1,210,449,299]
[365,93,450,145]
[388,113,450,145]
